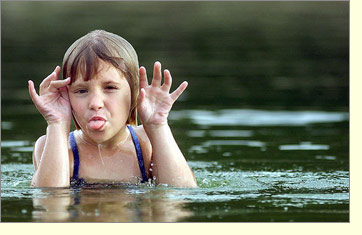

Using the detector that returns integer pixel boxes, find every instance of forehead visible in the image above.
[72,60,125,83]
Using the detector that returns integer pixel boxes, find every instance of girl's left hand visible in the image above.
[137,61,188,127]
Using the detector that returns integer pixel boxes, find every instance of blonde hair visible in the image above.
[62,30,139,127]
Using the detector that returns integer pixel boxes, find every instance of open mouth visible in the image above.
[88,116,106,130]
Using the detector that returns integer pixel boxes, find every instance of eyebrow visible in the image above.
[69,79,87,87]
[70,79,121,86]
[101,80,123,87]
[103,79,121,84]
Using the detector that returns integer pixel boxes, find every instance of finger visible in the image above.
[28,80,41,107]
[170,81,188,101]
[59,78,71,101]
[139,66,149,90]
[161,69,172,92]
[39,66,60,92]
[54,65,61,77]
[137,89,147,124]
[151,61,162,87]
[48,77,71,91]
[140,88,146,101]
[137,88,146,106]
[39,71,56,90]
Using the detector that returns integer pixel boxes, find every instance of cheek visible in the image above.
[125,87,132,109]
[69,96,82,112]
[118,83,132,110]
[113,90,131,112]
[69,97,86,120]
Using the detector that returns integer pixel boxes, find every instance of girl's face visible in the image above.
[68,61,132,145]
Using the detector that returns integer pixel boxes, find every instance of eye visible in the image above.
[75,89,87,94]
[105,85,118,90]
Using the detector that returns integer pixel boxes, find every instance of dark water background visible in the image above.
[1,2,349,222]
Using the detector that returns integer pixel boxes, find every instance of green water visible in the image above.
[1,2,349,222]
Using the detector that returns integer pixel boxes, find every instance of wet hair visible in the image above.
[62,30,139,127]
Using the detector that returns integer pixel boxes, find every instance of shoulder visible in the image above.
[131,125,152,167]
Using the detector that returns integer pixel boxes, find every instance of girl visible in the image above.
[28,30,197,188]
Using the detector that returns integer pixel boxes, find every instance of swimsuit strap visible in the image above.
[69,131,80,180]
[127,125,148,183]
[69,128,148,184]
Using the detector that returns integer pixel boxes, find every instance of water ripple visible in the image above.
[170,109,348,126]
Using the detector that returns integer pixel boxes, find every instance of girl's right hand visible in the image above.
[28,66,72,126]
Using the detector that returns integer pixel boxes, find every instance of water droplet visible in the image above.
[21,209,27,214]
[98,144,105,166]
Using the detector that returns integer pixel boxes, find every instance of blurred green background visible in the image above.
[2,1,348,114]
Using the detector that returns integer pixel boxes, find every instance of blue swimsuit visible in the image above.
[69,125,149,185]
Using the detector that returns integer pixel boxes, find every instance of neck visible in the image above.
[78,125,130,148]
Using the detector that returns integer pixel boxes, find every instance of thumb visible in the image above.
[28,80,41,107]
[138,88,146,104]
[137,88,148,114]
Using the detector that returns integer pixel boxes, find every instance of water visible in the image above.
[1,109,349,222]
[1,2,349,222]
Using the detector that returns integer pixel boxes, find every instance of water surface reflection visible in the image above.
[32,187,192,222]
[1,107,349,221]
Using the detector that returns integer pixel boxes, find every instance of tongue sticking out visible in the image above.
[89,120,106,130]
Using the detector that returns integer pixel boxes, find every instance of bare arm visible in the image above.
[28,66,72,187]
[31,124,70,187]
[143,124,196,187]
[138,62,197,188]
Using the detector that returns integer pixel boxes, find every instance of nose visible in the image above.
[88,91,104,111]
